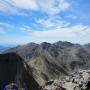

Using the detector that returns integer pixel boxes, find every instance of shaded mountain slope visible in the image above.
[5,43,39,61]
[28,51,69,85]
[5,41,90,85]
[0,53,40,90]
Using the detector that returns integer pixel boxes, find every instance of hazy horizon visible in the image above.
[0,40,90,46]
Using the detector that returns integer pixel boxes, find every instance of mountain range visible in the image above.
[3,41,90,86]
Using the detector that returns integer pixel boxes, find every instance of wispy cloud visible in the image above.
[0,22,90,44]
[10,0,38,10]
[38,0,70,15]
[0,22,31,35]
[0,21,90,44]
[0,0,17,14]
[0,22,14,29]
[30,24,88,38]
[36,17,70,29]
[0,22,12,34]
[15,24,90,44]
[21,24,90,44]
[66,14,78,19]
[0,0,70,15]
[19,26,35,33]
[0,0,90,44]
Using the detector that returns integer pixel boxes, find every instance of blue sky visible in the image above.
[0,0,90,45]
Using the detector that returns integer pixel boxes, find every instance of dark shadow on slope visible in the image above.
[0,53,40,90]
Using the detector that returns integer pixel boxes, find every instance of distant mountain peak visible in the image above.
[40,42,51,49]
[53,41,74,49]
[27,42,38,46]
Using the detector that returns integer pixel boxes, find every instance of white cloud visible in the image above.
[0,23,90,44]
[30,24,87,38]
[16,24,90,44]
[67,14,78,19]
[0,22,14,30]
[0,0,70,15]
[36,17,70,29]
[39,0,70,15]
[0,22,16,35]
[0,0,17,14]
[10,0,39,10]
[0,22,13,34]
[0,22,88,39]
[0,22,35,36]
[37,19,54,28]
[19,26,34,33]
[0,0,37,15]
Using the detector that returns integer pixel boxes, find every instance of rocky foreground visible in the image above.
[42,70,90,90]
